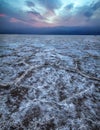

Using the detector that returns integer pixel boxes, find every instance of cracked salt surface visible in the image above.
[0,35,100,130]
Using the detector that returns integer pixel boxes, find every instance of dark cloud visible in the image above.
[0,15,9,25]
[65,3,74,10]
[92,1,100,10]
[0,16,29,34]
[27,11,40,16]
[27,10,45,20]
[37,0,62,10]
[25,1,35,7]
[0,1,23,19]
[77,1,100,18]
[84,11,93,17]
[0,1,14,16]
[76,6,93,18]
[0,1,31,24]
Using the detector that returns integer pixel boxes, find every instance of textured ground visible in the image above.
[0,35,100,130]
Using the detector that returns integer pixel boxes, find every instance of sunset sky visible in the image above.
[0,0,100,34]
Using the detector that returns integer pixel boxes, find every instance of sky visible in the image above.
[0,0,100,34]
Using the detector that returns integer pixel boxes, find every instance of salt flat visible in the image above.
[0,35,100,130]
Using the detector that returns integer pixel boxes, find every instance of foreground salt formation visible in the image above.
[0,35,100,130]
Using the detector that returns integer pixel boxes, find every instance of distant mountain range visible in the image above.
[0,26,100,35]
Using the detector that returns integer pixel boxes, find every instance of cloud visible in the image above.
[27,10,46,20]
[54,0,100,27]
[0,13,6,17]
[0,1,24,20]
[25,1,35,7]
[92,1,100,10]
[76,1,100,18]
[0,1,13,16]
[65,3,74,10]
[10,18,22,23]
[0,0,100,32]
[27,10,40,16]
[84,11,93,17]
[37,0,62,11]
[0,1,34,25]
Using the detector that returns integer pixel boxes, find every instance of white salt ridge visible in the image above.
[0,35,100,130]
